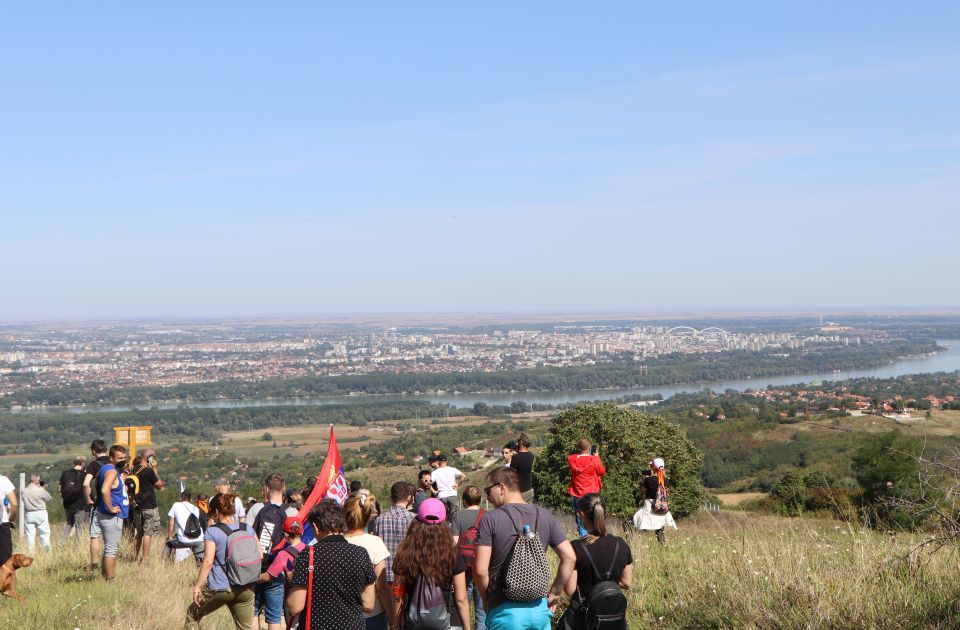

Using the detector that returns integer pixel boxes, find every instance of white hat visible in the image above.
[650,458,665,470]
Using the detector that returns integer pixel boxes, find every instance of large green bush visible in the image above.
[533,403,705,517]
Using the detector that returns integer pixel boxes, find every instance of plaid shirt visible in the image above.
[373,505,415,582]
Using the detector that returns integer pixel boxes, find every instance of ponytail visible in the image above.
[578,492,607,543]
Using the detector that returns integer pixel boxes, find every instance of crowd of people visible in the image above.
[0,431,681,630]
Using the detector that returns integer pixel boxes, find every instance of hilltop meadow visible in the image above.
[2,510,958,629]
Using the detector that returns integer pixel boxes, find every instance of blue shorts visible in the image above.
[254,576,285,623]
[486,599,552,630]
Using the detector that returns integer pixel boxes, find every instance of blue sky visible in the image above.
[2,3,958,317]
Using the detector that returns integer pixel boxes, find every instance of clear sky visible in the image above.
[2,3,958,318]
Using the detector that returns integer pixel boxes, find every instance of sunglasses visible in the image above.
[484,482,502,496]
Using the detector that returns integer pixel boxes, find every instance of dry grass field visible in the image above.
[4,511,959,629]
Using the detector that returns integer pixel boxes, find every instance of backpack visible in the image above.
[456,509,485,571]
[61,469,84,506]
[125,468,142,510]
[214,523,262,586]
[253,503,287,568]
[403,575,451,630]
[653,483,670,514]
[183,510,203,539]
[501,505,551,602]
[88,459,107,507]
[576,538,627,629]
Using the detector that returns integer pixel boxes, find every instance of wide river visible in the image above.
[38,339,960,415]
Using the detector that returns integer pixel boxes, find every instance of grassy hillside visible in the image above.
[3,511,958,628]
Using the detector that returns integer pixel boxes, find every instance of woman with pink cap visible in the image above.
[632,458,677,544]
[392,497,471,630]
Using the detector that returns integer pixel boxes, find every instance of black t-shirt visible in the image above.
[643,475,659,501]
[133,466,159,509]
[84,456,110,503]
[572,535,632,600]
[59,468,86,512]
[509,451,534,492]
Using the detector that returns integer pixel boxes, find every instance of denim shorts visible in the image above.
[254,576,285,623]
[486,599,552,630]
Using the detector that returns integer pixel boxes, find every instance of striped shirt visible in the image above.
[371,505,415,583]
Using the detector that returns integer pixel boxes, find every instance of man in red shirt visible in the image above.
[567,438,605,538]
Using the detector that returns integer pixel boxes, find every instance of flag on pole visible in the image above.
[298,424,349,544]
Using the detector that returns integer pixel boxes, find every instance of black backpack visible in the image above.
[88,459,107,507]
[183,511,203,539]
[575,538,628,629]
[253,503,287,567]
[61,469,84,506]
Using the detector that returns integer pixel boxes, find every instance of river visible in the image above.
[27,340,960,415]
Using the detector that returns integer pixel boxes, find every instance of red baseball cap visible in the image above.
[283,516,304,534]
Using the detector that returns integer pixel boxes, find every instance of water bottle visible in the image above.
[522,524,536,539]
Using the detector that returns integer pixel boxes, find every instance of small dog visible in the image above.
[0,554,33,604]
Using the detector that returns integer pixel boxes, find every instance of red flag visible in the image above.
[298,424,349,522]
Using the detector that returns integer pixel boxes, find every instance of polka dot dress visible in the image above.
[291,534,376,630]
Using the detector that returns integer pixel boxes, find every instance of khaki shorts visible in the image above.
[131,507,161,537]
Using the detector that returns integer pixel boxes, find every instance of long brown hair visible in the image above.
[578,492,608,543]
[393,520,456,588]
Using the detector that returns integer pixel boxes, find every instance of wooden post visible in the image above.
[17,473,24,542]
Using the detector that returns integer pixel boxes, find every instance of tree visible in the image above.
[851,430,921,528]
[533,403,705,517]
[771,469,807,515]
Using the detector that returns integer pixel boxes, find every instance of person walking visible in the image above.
[432,454,466,519]
[344,491,392,630]
[185,492,260,630]
[392,497,472,630]
[474,467,576,630]
[83,439,110,570]
[59,455,88,541]
[130,449,164,562]
[257,516,306,629]
[633,458,676,544]
[0,470,16,566]
[96,444,130,580]
[371,482,416,595]
[286,500,377,630]
[509,434,535,503]
[250,474,299,630]
[558,493,632,630]
[167,489,205,563]
[567,439,606,538]
[452,486,486,630]
[21,474,53,552]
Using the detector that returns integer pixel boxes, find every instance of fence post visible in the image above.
[17,473,24,543]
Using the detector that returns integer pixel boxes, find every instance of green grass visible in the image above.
[4,509,960,628]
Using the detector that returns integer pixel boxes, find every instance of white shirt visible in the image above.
[0,476,15,523]
[233,496,246,521]
[167,501,203,543]
[431,466,463,499]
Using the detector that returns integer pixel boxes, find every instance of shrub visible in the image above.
[532,403,705,517]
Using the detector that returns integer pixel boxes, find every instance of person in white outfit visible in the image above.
[22,474,53,552]
[633,458,677,544]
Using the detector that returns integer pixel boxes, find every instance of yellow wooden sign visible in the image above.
[113,425,153,460]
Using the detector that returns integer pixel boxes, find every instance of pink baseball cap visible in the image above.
[417,498,447,524]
